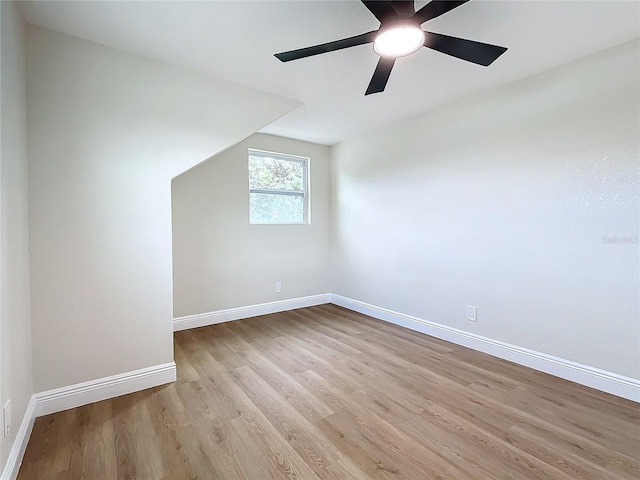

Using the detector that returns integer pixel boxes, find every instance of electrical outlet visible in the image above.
[3,400,10,438]
[466,306,477,322]
[275,281,282,293]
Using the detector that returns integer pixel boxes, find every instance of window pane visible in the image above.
[249,155,304,191]
[250,193,304,224]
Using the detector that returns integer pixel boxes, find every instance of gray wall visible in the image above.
[0,1,33,470]
[26,26,298,392]
[331,40,640,378]
[172,133,331,317]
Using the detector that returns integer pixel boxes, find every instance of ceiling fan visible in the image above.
[274,0,507,95]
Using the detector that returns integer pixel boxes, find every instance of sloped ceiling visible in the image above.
[20,1,640,145]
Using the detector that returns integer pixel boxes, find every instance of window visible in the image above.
[248,149,309,224]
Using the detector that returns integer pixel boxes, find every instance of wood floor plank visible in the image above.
[229,364,369,480]
[18,305,640,480]
[237,347,336,422]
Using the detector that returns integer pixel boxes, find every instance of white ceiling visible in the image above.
[19,1,640,146]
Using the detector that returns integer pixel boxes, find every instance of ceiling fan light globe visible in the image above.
[373,25,425,58]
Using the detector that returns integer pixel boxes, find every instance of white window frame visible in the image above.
[248,148,310,225]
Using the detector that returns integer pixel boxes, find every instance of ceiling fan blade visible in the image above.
[413,0,469,24]
[424,32,507,66]
[361,1,399,24]
[275,31,377,62]
[365,57,396,95]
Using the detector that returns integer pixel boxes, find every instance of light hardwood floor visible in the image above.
[18,304,640,479]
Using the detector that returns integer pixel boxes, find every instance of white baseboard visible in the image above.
[0,395,35,480]
[34,362,176,417]
[0,363,176,477]
[173,293,332,332]
[331,294,640,403]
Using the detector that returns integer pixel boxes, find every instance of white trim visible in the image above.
[34,362,176,417]
[331,294,640,403]
[0,395,35,480]
[173,294,332,332]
